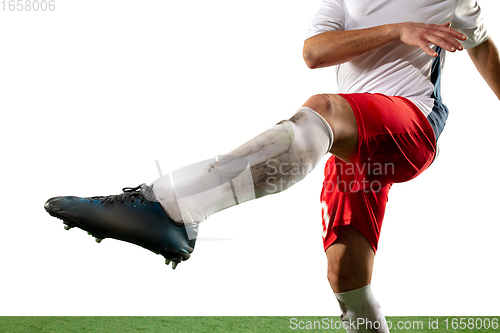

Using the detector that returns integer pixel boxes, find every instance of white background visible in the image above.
[0,0,499,317]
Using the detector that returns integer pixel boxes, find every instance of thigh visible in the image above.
[338,93,437,188]
[326,225,375,293]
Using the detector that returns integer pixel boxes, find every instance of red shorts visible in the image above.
[321,93,437,252]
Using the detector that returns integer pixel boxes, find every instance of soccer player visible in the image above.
[45,0,499,331]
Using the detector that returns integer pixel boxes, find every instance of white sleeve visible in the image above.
[452,0,489,49]
[305,0,345,40]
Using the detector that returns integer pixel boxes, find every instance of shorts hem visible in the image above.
[323,220,378,254]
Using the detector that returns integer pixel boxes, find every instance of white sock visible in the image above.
[335,284,389,333]
[147,107,333,225]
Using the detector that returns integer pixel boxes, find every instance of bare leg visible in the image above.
[304,95,375,291]
[309,95,388,331]
[326,225,374,293]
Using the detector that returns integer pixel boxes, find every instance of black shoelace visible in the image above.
[89,185,147,204]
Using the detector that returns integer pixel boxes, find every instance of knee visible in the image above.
[303,94,358,159]
[327,260,353,293]
[303,94,335,119]
[327,264,340,292]
[303,93,350,118]
[328,261,366,294]
[325,228,375,293]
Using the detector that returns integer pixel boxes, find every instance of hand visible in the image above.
[397,22,467,57]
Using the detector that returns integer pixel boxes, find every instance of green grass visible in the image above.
[1,316,499,332]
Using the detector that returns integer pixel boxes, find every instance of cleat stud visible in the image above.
[87,232,92,236]
[171,262,178,270]
[165,259,171,265]
[95,238,103,243]
[64,225,72,231]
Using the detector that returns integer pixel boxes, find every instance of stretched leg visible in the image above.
[44,94,359,267]
[149,94,358,225]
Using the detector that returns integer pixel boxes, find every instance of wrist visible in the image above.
[387,23,403,43]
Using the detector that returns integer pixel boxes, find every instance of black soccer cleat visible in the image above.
[44,184,197,269]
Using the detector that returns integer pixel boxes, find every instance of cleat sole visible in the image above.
[45,199,193,265]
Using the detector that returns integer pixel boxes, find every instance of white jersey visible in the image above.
[306,0,489,139]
